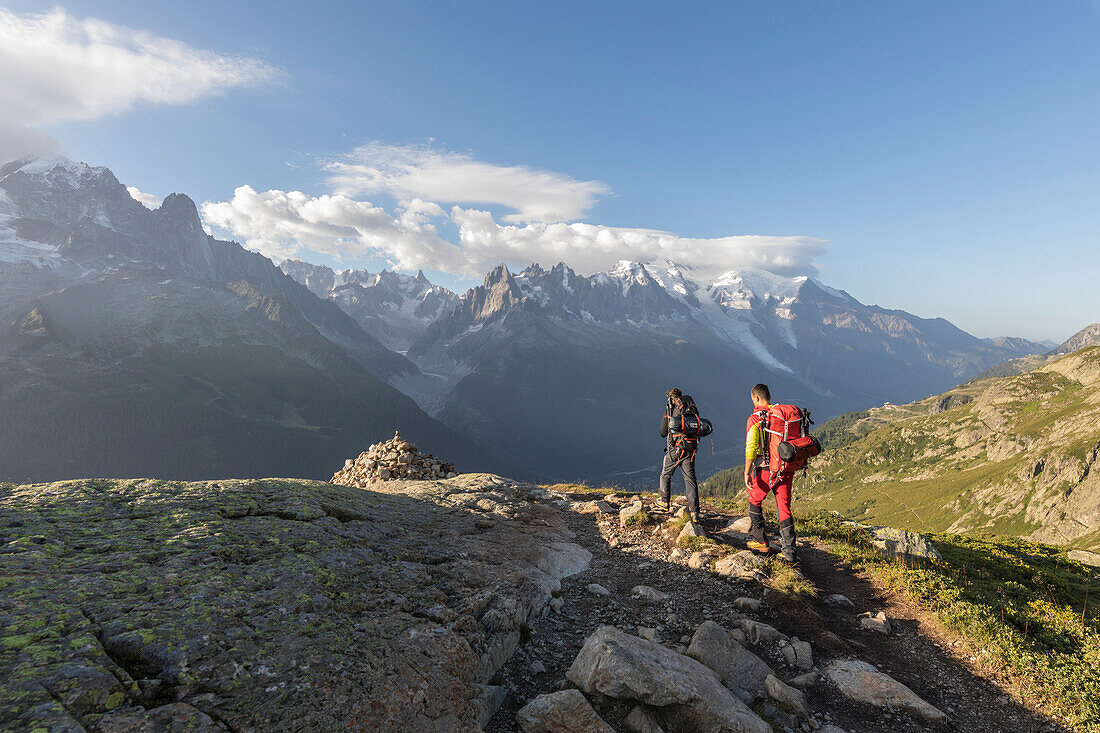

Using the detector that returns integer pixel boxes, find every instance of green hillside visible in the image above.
[798,345,1100,551]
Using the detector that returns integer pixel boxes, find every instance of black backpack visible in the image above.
[668,395,713,440]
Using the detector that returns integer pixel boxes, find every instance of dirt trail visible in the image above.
[487,491,1070,733]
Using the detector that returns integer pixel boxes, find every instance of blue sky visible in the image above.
[3,1,1099,342]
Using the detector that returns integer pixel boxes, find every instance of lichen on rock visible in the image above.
[0,474,588,731]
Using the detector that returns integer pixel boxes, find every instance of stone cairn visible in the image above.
[330,431,457,487]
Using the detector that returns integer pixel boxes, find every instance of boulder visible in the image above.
[516,689,614,733]
[621,501,646,527]
[727,516,753,533]
[714,551,766,580]
[473,684,507,728]
[868,526,942,560]
[859,611,892,635]
[623,705,666,733]
[567,626,770,733]
[595,500,618,514]
[686,620,774,695]
[758,703,796,730]
[687,551,716,570]
[631,585,670,603]
[825,593,855,608]
[825,659,947,723]
[786,671,820,690]
[739,619,784,645]
[778,637,813,671]
[763,674,810,720]
[678,521,708,543]
[732,597,763,612]
[587,583,612,597]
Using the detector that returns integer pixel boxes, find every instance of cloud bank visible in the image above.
[452,209,827,279]
[203,188,826,280]
[207,143,825,279]
[324,143,609,223]
[0,8,279,126]
[201,186,466,271]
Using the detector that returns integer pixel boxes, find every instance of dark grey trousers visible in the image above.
[659,448,698,514]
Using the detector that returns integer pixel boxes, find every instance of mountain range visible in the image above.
[0,157,1049,483]
[0,157,498,482]
[280,250,1044,483]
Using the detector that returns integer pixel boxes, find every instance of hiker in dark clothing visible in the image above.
[657,388,700,521]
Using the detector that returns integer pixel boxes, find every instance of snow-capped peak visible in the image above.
[0,156,114,189]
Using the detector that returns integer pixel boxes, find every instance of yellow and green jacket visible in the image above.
[745,409,769,468]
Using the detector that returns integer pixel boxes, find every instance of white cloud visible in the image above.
[201,186,465,271]
[201,182,826,281]
[323,142,609,223]
[127,186,162,209]
[0,8,279,126]
[451,208,827,280]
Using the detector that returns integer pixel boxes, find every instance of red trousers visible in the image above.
[748,469,793,521]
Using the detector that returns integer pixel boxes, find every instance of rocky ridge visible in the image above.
[1,473,1072,732]
[330,431,457,485]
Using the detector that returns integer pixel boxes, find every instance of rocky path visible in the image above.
[488,489,1071,733]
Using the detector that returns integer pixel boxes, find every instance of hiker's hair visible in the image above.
[751,383,771,401]
[667,388,682,399]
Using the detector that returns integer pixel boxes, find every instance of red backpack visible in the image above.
[757,404,821,476]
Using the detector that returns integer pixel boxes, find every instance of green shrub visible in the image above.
[802,510,1100,731]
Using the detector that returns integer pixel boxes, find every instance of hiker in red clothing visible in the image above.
[743,383,808,562]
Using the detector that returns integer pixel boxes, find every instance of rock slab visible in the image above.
[624,705,666,733]
[686,620,774,696]
[0,474,587,732]
[764,674,810,720]
[516,689,614,733]
[568,625,770,733]
[825,659,947,723]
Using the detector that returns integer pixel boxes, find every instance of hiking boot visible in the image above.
[779,548,798,563]
[690,512,700,523]
[746,540,771,554]
[654,499,671,512]
[779,518,797,563]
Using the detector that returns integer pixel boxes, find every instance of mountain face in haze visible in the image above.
[279,260,458,352]
[1051,323,1100,355]
[397,261,1044,481]
[970,323,1100,381]
[0,158,499,482]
